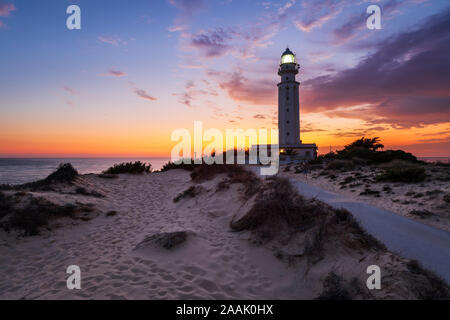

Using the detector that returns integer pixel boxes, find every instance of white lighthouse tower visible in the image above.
[278,48,317,160]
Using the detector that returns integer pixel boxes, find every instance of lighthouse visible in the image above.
[277,48,317,160]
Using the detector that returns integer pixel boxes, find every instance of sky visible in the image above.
[0,0,449,157]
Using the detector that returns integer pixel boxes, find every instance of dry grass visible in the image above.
[0,192,94,236]
[230,177,385,258]
[191,164,261,198]
[404,260,449,300]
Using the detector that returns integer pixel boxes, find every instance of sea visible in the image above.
[0,158,171,185]
[0,157,448,186]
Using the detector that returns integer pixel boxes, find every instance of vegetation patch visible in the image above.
[404,260,449,300]
[191,164,260,197]
[376,166,426,183]
[230,177,385,259]
[0,192,94,236]
[318,137,420,165]
[17,163,79,191]
[160,160,198,172]
[104,161,151,174]
[326,160,355,171]
[315,272,366,300]
[409,210,433,218]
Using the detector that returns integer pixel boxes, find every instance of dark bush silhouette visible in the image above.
[16,163,79,191]
[318,137,419,165]
[104,161,151,174]
[160,160,197,172]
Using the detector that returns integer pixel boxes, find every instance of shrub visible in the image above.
[160,160,197,172]
[103,161,151,174]
[409,210,433,218]
[326,160,355,171]
[0,193,80,236]
[405,260,449,300]
[18,163,79,190]
[370,150,418,164]
[308,158,323,165]
[376,166,426,183]
[190,163,260,197]
[45,163,79,183]
[230,177,385,254]
[315,272,352,300]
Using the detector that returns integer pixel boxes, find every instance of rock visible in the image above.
[135,231,193,250]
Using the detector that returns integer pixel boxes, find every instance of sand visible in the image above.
[0,170,310,299]
[0,169,447,300]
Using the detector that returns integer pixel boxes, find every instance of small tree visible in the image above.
[343,137,384,152]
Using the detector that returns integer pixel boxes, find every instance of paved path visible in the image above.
[292,179,450,284]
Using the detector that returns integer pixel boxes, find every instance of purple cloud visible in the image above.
[191,28,233,58]
[301,8,450,128]
[0,1,15,17]
[135,89,157,101]
[105,69,126,77]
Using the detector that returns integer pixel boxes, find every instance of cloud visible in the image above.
[98,36,123,46]
[168,0,205,16]
[104,69,127,77]
[190,28,233,58]
[253,114,267,120]
[295,9,340,32]
[168,0,205,32]
[213,69,276,105]
[173,80,219,107]
[301,8,450,128]
[332,1,403,44]
[63,86,77,95]
[0,1,15,17]
[135,89,157,101]
[332,12,366,43]
[294,0,343,32]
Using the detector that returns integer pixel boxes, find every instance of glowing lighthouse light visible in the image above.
[281,48,296,64]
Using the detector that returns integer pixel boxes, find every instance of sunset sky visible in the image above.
[0,0,449,157]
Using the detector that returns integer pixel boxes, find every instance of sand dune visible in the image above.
[0,169,447,299]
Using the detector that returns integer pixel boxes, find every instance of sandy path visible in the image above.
[0,170,307,299]
[280,167,450,232]
[293,179,450,284]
